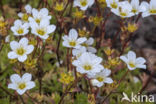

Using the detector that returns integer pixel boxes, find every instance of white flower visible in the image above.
[133,76,139,83]
[140,0,156,18]
[8,38,34,62]
[72,52,104,75]
[11,20,29,36]
[111,1,134,18]
[90,69,113,87]
[120,51,146,70]
[5,35,10,43]
[30,19,56,40]
[18,5,32,22]
[72,47,86,58]
[74,0,95,11]
[8,73,35,95]
[82,37,97,53]
[29,8,51,24]
[106,0,119,9]
[130,0,142,15]
[62,29,87,49]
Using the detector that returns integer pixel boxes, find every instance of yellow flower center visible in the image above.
[22,14,29,22]
[16,47,26,55]
[149,9,156,14]
[129,61,136,68]
[82,43,88,47]
[35,18,40,24]
[111,2,118,9]
[69,41,76,47]
[83,65,92,70]
[17,28,24,34]
[80,0,87,7]
[120,12,127,17]
[132,9,137,14]
[37,29,45,36]
[18,83,26,90]
[97,77,104,82]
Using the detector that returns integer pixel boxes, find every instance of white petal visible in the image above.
[18,13,23,18]
[8,51,18,59]
[62,41,71,48]
[87,47,97,53]
[22,73,32,82]
[72,60,79,66]
[10,41,19,51]
[150,0,156,9]
[5,35,10,43]
[47,25,56,34]
[40,8,49,16]
[26,45,34,54]
[10,74,21,83]
[69,29,78,40]
[104,77,113,84]
[88,0,95,6]
[8,83,17,90]
[40,19,50,27]
[142,12,150,18]
[32,8,38,18]
[25,4,32,14]
[103,69,111,76]
[136,65,146,69]
[80,6,89,11]
[62,35,69,41]
[18,55,27,62]
[19,38,28,46]
[77,37,87,44]
[120,56,128,63]
[131,0,139,8]
[14,20,22,26]
[91,79,103,87]
[23,23,29,29]
[86,37,94,45]
[136,57,146,65]
[17,89,27,95]
[92,57,102,65]
[74,45,81,49]
[38,34,49,40]
[26,81,35,89]
[128,51,136,62]
[139,1,149,12]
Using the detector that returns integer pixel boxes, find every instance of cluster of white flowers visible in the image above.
[106,0,156,18]
[7,4,56,95]
[62,28,147,87]
[62,29,113,87]
[11,5,56,40]
[29,8,56,40]
[73,0,156,18]
[8,5,56,63]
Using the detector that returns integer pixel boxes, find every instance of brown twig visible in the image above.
[19,95,25,104]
